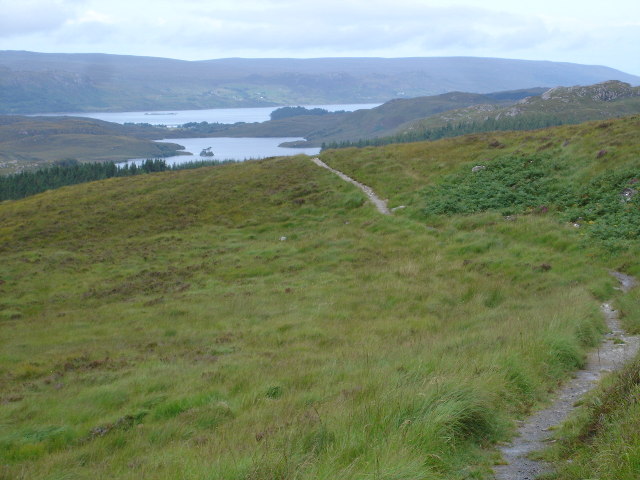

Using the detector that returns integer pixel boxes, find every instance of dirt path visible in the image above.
[493,272,639,480]
[310,158,391,215]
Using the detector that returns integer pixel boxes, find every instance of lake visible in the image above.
[124,137,321,166]
[70,103,380,126]
[68,103,379,164]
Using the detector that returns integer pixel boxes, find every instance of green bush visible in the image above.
[422,154,640,249]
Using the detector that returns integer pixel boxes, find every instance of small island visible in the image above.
[200,147,214,157]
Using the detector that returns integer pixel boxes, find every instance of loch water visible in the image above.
[72,103,379,164]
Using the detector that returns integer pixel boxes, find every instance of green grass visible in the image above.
[544,356,640,480]
[1,116,640,479]
[321,116,640,250]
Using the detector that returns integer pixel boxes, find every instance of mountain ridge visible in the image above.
[396,80,640,136]
[1,51,639,113]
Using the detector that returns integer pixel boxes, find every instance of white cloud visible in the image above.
[73,10,116,24]
[125,3,551,54]
[0,0,75,37]
[0,0,638,75]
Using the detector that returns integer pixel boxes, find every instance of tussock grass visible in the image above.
[546,356,640,480]
[1,117,639,479]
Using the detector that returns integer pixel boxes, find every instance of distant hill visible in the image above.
[371,80,640,145]
[1,51,639,113]
[0,116,182,173]
[310,81,640,149]
[199,81,640,148]
[204,88,546,146]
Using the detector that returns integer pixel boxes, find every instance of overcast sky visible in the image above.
[1,0,639,75]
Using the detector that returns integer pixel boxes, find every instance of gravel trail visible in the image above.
[493,272,639,479]
[310,157,391,215]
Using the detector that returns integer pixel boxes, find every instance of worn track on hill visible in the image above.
[493,272,639,480]
[310,158,391,215]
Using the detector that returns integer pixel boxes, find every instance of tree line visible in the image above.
[321,114,570,150]
[270,106,345,121]
[0,158,235,201]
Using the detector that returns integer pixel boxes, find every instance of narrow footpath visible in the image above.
[494,272,639,480]
[310,157,391,215]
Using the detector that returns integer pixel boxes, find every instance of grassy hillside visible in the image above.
[324,81,640,149]
[1,116,640,479]
[2,51,639,113]
[393,81,640,139]
[321,115,637,209]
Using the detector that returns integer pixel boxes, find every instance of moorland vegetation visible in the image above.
[1,114,640,479]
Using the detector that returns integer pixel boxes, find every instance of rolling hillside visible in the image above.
[1,115,640,479]
[399,80,640,134]
[0,116,182,173]
[1,51,639,113]
[200,81,640,148]
[326,81,640,148]
[205,88,545,146]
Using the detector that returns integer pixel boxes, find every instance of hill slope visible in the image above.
[206,88,545,146]
[401,80,640,132]
[1,51,639,113]
[1,116,640,479]
[327,81,640,148]
[0,116,182,173]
